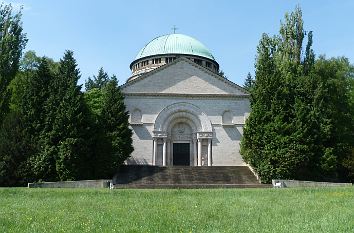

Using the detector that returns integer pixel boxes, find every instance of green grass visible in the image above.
[0,187,353,232]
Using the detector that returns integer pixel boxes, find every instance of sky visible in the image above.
[2,0,354,87]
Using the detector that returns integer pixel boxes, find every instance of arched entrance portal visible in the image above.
[171,122,192,165]
[152,102,213,166]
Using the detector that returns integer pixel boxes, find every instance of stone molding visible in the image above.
[124,92,249,99]
[197,132,213,139]
[154,102,213,133]
[152,130,168,138]
[212,123,245,127]
[221,123,235,127]
[130,122,144,125]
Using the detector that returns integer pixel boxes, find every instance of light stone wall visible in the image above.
[124,60,246,95]
[125,96,250,125]
[124,96,249,166]
[123,58,250,166]
[127,124,154,165]
[212,125,245,165]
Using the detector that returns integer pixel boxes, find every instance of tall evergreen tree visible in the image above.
[100,79,133,174]
[21,59,52,136]
[45,50,93,180]
[241,7,317,182]
[0,112,30,186]
[242,6,353,183]
[85,67,110,91]
[84,69,130,177]
[23,59,57,181]
[0,3,27,124]
[243,72,254,91]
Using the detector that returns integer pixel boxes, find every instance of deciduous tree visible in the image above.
[0,3,27,124]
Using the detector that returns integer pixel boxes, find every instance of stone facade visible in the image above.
[122,57,250,166]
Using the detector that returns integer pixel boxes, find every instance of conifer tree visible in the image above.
[45,51,92,180]
[24,59,57,180]
[84,69,131,177]
[21,59,52,136]
[243,72,254,91]
[242,6,353,182]
[99,79,133,176]
[85,67,110,91]
[241,7,316,182]
[0,112,29,186]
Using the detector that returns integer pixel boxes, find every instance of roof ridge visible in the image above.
[163,34,170,53]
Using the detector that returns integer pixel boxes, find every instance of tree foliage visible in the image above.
[0,58,53,185]
[241,6,354,183]
[101,79,133,169]
[84,69,133,177]
[309,57,354,180]
[8,51,60,112]
[0,112,31,186]
[85,67,111,91]
[243,72,254,91]
[1,54,134,185]
[218,69,228,79]
[19,50,59,73]
[0,3,27,123]
[0,5,134,186]
[42,51,93,181]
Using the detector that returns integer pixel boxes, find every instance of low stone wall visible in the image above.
[28,180,112,188]
[272,179,352,188]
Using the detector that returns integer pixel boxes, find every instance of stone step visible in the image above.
[113,165,262,188]
[113,184,271,189]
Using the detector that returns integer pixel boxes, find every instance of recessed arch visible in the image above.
[222,110,233,124]
[154,102,212,133]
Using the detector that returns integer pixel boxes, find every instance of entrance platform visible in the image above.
[112,165,271,189]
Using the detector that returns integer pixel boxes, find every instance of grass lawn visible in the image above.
[0,187,353,232]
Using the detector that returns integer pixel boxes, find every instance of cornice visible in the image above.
[123,92,250,99]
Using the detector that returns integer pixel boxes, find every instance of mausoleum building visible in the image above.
[121,33,250,166]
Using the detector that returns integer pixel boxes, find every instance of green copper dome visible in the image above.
[134,33,216,61]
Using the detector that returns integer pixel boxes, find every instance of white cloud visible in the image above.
[1,1,31,11]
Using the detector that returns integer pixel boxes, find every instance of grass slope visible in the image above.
[0,187,353,232]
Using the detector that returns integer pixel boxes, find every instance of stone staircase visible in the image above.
[112,166,271,188]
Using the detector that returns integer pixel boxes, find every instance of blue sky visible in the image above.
[3,0,354,86]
